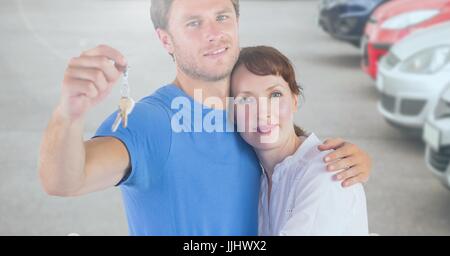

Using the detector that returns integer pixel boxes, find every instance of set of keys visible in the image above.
[111,66,135,132]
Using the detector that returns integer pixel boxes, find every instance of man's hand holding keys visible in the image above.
[58,44,128,121]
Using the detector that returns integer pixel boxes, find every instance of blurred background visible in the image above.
[1,0,449,235]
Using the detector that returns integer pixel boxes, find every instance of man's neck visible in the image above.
[173,70,231,110]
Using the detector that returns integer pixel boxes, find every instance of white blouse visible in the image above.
[258,133,369,236]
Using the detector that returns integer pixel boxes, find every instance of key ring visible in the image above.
[120,66,131,97]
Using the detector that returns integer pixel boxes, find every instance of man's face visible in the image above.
[160,0,240,82]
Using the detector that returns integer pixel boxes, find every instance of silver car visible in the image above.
[423,83,450,189]
[377,22,450,132]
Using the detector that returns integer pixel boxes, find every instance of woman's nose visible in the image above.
[258,98,280,122]
[258,103,271,120]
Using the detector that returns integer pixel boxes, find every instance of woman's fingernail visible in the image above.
[325,157,331,162]
[328,165,335,171]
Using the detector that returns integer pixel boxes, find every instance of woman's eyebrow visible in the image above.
[236,84,282,95]
[235,91,253,95]
[265,84,282,91]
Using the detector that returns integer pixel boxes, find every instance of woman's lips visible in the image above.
[257,124,278,135]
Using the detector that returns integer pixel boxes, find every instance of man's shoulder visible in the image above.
[127,84,179,120]
[139,84,181,109]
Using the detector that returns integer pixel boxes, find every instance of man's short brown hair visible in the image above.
[150,0,240,30]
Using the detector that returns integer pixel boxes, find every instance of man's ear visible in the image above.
[156,28,174,55]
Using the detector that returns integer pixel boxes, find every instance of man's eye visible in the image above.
[187,21,200,27]
[271,92,283,98]
[217,15,229,22]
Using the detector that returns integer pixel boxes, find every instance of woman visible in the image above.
[231,46,368,235]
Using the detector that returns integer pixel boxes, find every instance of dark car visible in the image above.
[318,0,389,47]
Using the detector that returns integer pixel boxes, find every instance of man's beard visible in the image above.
[172,42,238,82]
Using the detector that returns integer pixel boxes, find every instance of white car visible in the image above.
[376,21,450,131]
[423,84,450,189]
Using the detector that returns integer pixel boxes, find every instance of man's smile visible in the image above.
[203,47,229,58]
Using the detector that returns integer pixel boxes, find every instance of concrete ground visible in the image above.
[1,0,449,235]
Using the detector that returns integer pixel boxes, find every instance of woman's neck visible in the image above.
[256,130,304,180]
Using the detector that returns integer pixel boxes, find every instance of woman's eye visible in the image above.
[217,15,229,22]
[271,92,283,98]
[236,97,255,105]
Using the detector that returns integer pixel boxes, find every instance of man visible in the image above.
[38,0,372,235]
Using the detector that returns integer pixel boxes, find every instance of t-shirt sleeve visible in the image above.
[92,100,172,188]
[279,157,368,236]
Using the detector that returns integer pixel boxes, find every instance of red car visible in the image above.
[362,0,450,80]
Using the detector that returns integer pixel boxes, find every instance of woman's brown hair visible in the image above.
[232,46,306,137]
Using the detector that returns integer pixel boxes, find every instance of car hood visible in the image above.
[372,0,450,23]
[323,0,384,8]
[350,0,386,6]
[391,21,450,59]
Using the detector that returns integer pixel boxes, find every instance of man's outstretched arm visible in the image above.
[38,45,130,197]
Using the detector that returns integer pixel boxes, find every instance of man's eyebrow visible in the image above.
[216,7,234,15]
[183,15,202,22]
[182,8,234,22]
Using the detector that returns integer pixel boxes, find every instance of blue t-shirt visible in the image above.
[94,84,261,235]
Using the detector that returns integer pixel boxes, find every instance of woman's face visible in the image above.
[231,65,299,151]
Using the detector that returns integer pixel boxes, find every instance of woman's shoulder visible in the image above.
[293,133,332,182]
[287,133,363,193]
[294,138,364,197]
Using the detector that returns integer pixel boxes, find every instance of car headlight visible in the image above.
[434,85,450,119]
[384,51,401,69]
[381,10,439,30]
[399,46,450,74]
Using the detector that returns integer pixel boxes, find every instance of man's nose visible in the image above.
[205,20,223,42]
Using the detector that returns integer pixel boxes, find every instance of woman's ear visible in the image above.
[156,28,175,55]
[292,94,300,113]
